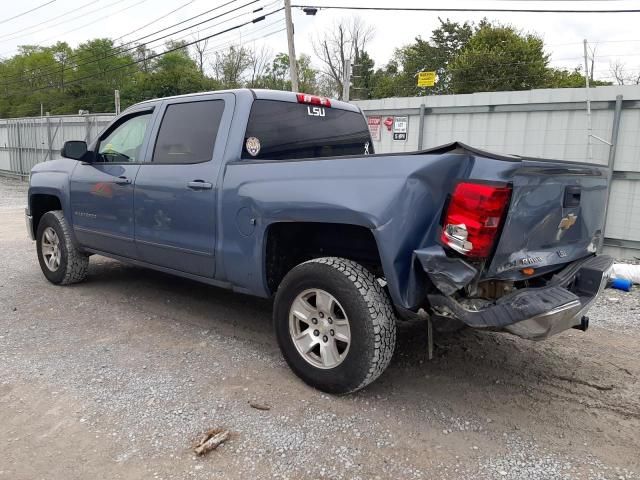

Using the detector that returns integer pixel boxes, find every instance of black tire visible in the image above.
[36,210,89,285]
[274,257,397,394]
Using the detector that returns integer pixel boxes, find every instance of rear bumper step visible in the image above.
[428,255,613,340]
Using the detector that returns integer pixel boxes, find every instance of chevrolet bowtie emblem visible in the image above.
[558,213,577,230]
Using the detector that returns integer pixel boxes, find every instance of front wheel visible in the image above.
[274,257,397,394]
[36,210,89,285]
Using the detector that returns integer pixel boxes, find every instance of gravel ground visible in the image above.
[1,177,639,480]
[0,175,28,209]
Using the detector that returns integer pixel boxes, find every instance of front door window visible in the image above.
[97,113,152,163]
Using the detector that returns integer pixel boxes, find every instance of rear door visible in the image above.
[486,159,609,279]
[133,93,234,277]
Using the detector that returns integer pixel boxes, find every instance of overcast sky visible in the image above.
[1,0,639,83]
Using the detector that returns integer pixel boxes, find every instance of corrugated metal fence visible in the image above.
[0,114,114,176]
[1,87,638,259]
[354,85,640,260]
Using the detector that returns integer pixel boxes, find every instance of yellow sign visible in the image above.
[417,71,436,87]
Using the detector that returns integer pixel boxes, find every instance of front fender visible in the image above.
[28,160,77,240]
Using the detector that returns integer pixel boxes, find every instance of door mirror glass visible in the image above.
[61,140,88,160]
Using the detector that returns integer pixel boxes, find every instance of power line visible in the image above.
[3,8,283,99]
[1,0,261,86]
[9,40,633,93]
[142,0,279,51]
[113,0,197,42]
[291,4,640,13]
[0,1,56,26]
[0,0,130,45]
[168,0,279,43]
[201,18,285,55]
[8,23,288,115]
[33,0,151,48]
[0,0,97,41]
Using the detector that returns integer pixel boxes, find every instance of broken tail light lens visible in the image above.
[296,93,331,107]
[441,181,512,258]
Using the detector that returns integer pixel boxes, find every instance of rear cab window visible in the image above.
[242,99,373,160]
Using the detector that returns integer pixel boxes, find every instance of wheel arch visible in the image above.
[29,192,63,239]
[263,221,383,296]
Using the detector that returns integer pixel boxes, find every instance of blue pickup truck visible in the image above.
[26,89,613,393]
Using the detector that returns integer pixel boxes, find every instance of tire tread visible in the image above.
[45,211,89,284]
[299,257,396,393]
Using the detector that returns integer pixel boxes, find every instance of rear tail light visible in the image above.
[296,93,331,107]
[441,181,512,258]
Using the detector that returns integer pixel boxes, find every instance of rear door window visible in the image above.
[152,100,224,164]
[242,100,373,160]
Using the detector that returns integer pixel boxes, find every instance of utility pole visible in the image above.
[342,58,352,101]
[284,0,299,92]
[114,89,121,115]
[583,39,593,161]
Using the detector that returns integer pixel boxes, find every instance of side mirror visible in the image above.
[61,140,88,161]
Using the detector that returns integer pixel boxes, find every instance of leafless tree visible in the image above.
[247,44,272,87]
[587,43,597,82]
[313,17,374,99]
[133,44,154,74]
[610,59,627,85]
[609,59,640,85]
[192,35,210,75]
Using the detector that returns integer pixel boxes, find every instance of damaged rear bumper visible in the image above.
[418,250,613,341]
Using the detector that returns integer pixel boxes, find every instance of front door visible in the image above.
[134,95,231,277]
[70,110,154,257]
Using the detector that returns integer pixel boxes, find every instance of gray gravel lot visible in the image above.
[1,175,639,480]
[0,175,28,209]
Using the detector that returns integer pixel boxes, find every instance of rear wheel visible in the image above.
[274,257,396,394]
[36,211,89,285]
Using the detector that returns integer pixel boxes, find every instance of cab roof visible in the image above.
[131,88,361,113]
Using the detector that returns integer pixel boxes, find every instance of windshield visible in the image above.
[242,100,373,160]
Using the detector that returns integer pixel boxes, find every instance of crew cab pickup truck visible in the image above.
[26,89,613,394]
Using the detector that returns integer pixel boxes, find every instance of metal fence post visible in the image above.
[608,95,623,169]
[599,94,624,253]
[45,116,52,161]
[417,103,426,150]
[84,116,91,143]
[15,121,24,176]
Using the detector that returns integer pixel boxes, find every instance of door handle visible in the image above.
[114,176,131,185]
[187,180,213,190]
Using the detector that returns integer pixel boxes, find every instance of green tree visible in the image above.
[253,52,318,93]
[350,50,374,99]
[545,66,611,88]
[213,45,253,89]
[449,24,549,94]
[67,38,138,113]
[370,19,474,97]
[369,60,399,99]
[132,42,218,101]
